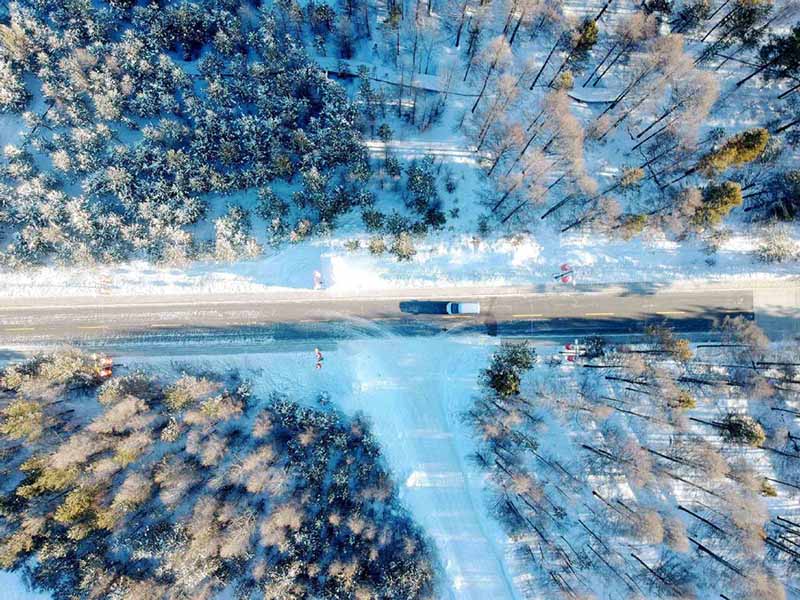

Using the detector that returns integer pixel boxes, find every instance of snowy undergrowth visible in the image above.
[466,328,800,599]
[0,224,795,298]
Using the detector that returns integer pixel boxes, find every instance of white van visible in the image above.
[446,302,480,315]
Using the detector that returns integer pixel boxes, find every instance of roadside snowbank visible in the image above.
[0,229,794,299]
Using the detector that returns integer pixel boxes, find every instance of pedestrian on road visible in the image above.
[314,347,324,369]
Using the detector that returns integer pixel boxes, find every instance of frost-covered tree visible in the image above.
[693,180,743,226]
[0,1,370,269]
[214,205,261,262]
[0,57,29,112]
[0,350,439,599]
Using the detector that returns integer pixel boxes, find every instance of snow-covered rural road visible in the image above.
[1,281,797,344]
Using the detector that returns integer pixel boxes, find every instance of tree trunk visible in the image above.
[487,149,506,175]
[636,102,681,138]
[502,0,518,34]
[531,37,560,90]
[493,180,520,211]
[472,60,497,112]
[501,197,531,223]
[678,505,729,535]
[463,57,473,81]
[701,5,738,43]
[687,537,745,577]
[587,545,638,593]
[775,116,800,134]
[594,0,614,22]
[592,41,631,86]
[631,120,673,152]
[397,64,405,117]
[455,0,469,47]
[561,210,594,232]
[505,129,541,175]
[599,66,652,117]
[509,10,526,46]
[540,196,571,219]
[597,95,648,141]
[584,42,618,86]
[735,58,774,87]
[546,171,567,190]
[778,80,800,99]
[630,553,678,592]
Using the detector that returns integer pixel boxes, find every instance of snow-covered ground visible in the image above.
[123,334,519,599]
[0,228,796,299]
[0,571,50,600]
[1,334,521,599]
[2,84,796,299]
[3,333,798,598]
[2,12,798,300]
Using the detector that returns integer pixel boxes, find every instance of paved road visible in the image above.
[0,285,762,344]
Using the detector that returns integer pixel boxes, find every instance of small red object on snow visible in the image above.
[566,355,575,362]
[565,343,573,350]
[561,263,571,272]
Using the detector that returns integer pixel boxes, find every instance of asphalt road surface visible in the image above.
[0,286,756,344]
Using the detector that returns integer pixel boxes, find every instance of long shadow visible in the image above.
[0,349,26,363]
[20,306,777,353]
[399,301,449,315]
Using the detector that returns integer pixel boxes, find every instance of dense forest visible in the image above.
[0,0,454,268]
[466,322,800,598]
[1,0,798,271]
[0,350,438,599]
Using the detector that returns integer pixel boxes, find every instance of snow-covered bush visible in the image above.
[755,226,799,263]
[0,57,29,112]
[720,413,766,447]
[480,341,535,397]
[214,205,261,262]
